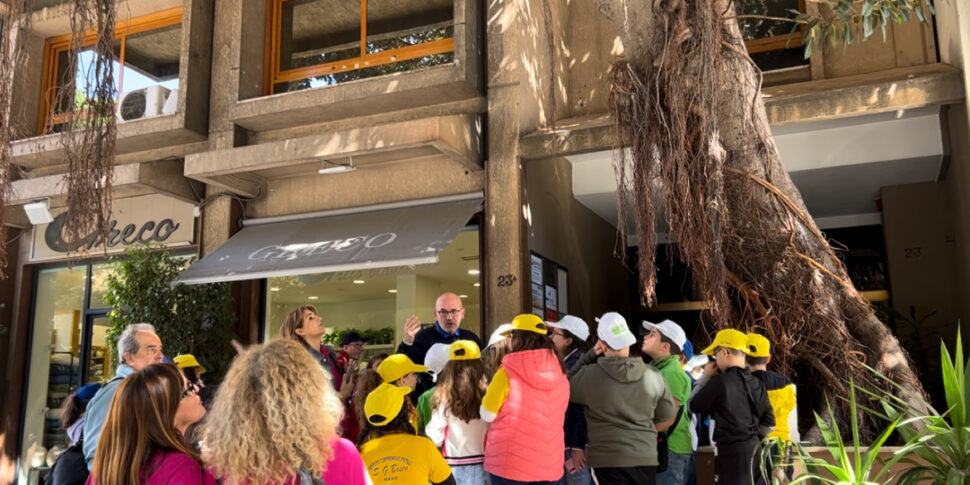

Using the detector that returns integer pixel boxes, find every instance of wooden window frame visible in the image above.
[743,0,806,55]
[37,8,183,135]
[263,0,455,95]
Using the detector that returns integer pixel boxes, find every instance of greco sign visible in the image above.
[30,194,196,261]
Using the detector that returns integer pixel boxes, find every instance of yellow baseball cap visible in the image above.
[449,340,481,360]
[173,354,206,374]
[508,313,547,335]
[701,329,752,356]
[377,354,428,383]
[364,383,411,426]
[747,333,771,358]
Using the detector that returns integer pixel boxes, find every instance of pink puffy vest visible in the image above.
[484,349,569,481]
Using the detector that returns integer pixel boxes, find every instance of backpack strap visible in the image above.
[661,405,685,439]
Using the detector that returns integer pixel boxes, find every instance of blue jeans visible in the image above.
[558,450,592,485]
[452,463,490,485]
[489,473,562,485]
[656,451,692,485]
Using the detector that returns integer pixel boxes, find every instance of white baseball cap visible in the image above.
[486,323,512,348]
[424,343,451,375]
[642,319,688,350]
[595,312,636,350]
[546,315,590,341]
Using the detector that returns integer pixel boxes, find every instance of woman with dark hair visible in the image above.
[46,384,101,485]
[426,341,490,484]
[61,383,101,444]
[359,383,456,485]
[279,304,355,403]
[86,363,211,485]
[479,314,569,485]
[547,316,594,485]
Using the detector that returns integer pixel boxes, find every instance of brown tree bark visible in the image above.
[595,0,926,437]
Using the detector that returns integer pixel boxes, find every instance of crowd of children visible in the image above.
[72,305,801,485]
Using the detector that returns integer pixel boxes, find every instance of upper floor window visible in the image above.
[39,8,182,134]
[265,0,455,95]
[740,0,808,72]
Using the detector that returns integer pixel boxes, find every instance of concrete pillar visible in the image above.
[394,274,440,341]
[937,1,970,333]
[483,0,529,334]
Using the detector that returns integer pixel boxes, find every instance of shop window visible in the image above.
[263,228,480,360]
[38,8,182,134]
[739,0,809,72]
[265,0,455,94]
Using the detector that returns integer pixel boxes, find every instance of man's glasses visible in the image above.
[435,309,462,317]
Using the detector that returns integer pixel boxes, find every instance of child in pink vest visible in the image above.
[480,314,569,484]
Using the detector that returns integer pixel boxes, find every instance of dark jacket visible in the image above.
[689,366,775,446]
[562,349,588,449]
[305,342,344,390]
[397,324,483,396]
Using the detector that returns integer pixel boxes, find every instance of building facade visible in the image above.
[0,0,968,483]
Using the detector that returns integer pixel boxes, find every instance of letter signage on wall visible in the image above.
[30,194,196,261]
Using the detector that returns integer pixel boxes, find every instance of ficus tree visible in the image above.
[597,0,935,437]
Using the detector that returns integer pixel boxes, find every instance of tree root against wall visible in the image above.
[597,0,927,439]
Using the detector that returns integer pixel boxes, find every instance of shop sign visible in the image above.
[30,194,196,261]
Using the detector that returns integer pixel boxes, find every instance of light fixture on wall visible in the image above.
[24,200,54,225]
[318,156,356,175]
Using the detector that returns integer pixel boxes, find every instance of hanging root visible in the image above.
[58,0,117,256]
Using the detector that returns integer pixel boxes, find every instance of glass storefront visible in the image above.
[263,227,481,358]
[21,262,117,465]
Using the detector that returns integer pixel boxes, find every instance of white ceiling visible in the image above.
[565,107,944,242]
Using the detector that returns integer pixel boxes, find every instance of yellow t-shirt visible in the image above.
[359,433,453,484]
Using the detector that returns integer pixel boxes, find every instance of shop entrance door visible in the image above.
[80,311,112,384]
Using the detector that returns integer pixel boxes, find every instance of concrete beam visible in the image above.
[519,63,966,159]
[184,114,483,192]
[9,159,200,206]
[12,120,207,169]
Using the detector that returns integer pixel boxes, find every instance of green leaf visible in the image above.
[863,14,874,39]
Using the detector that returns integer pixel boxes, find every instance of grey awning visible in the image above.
[176,193,483,285]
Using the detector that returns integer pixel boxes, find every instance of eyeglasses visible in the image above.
[435,309,463,317]
[181,384,199,399]
[549,330,565,338]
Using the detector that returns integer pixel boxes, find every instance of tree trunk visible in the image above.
[595,0,926,437]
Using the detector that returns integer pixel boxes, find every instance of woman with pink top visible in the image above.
[203,338,370,485]
[87,363,214,485]
[479,314,569,485]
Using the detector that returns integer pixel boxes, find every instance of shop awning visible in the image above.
[176,193,483,285]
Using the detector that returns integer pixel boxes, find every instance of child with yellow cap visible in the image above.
[746,333,799,481]
[688,329,775,485]
[479,314,570,484]
[360,383,456,484]
[425,340,490,484]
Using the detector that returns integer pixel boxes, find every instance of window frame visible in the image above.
[263,0,456,95]
[743,0,807,55]
[36,7,183,135]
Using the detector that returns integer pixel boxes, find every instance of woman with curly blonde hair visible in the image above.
[203,339,370,485]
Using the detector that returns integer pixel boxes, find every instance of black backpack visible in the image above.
[44,440,88,485]
[656,405,685,473]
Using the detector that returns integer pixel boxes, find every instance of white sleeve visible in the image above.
[789,384,801,443]
[425,407,447,447]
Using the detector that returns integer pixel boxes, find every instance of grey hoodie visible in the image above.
[568,348,676,468]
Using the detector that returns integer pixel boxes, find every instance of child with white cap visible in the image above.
[547,316,593,485]
[567,312,677,485]
[641,319,694,485]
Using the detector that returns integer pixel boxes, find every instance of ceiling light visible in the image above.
[353,280,365,284]
[467,269,480,276]
[318,156,356,175]
[24,200,53,225]
[308,296,319,300]
[473,283,480,287]
[388,289,398,293]
[270,287,280,292]
[458,294,468,299]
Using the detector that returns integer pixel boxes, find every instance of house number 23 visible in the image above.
[497,274,517,286]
